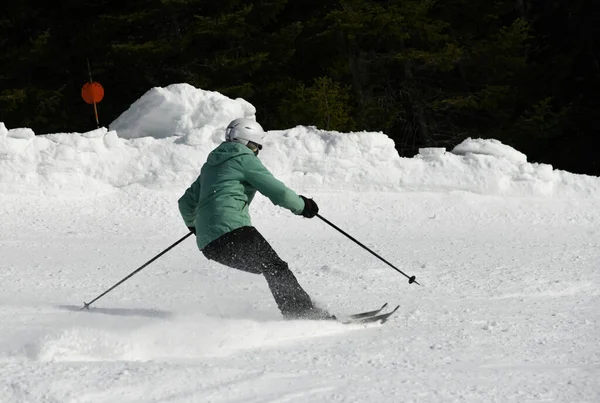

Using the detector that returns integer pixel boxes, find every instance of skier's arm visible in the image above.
[241,156,304,214]
[178,179,201,227]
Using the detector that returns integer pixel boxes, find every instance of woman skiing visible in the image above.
[178,118,333,320]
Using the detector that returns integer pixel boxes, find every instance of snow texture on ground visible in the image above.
[1,84,599,403]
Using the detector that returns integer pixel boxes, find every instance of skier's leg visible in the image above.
[202,226,315,317]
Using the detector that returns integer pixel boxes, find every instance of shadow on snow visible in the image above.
[56,304,173,319]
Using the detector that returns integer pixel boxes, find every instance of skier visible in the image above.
[178,118,334,320]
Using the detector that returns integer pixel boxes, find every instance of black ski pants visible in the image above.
[202,226,314,317]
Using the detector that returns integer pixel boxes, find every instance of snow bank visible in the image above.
[1,84,599,198]
[395,139,600,198]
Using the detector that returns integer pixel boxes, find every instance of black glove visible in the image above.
[299,196,319,218]
[187,226,196,235]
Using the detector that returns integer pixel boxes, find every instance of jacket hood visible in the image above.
[206,141,253,166]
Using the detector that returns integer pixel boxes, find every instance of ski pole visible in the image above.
[81,231,194,309]
[316,214,420,285]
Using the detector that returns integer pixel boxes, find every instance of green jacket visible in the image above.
[178,141,305,249]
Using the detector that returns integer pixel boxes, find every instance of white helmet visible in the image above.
[225,118,265,147]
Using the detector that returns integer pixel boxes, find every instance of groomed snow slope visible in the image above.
[0,84,598,403]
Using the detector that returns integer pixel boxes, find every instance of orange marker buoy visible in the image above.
[81,81,104,127]
[81,82,104,104]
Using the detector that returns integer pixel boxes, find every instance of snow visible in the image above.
[451,137,527,164]
[1,84,599,403]
[3,87,599,198]
[109,84,257,140]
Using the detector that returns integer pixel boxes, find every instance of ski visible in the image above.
[342,305,400,325]
[346,302,389,320]
[285,303,394,322]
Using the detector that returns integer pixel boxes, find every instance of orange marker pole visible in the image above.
[93,101,100,128]
[83,59,103,128]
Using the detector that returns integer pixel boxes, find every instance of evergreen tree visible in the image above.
[0,0,598,174]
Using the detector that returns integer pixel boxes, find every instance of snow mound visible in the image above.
[452,138,527,164]
[1,123,35,140]
[109,83,256,139]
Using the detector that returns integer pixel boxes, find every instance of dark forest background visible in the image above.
[1,0,599,174]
